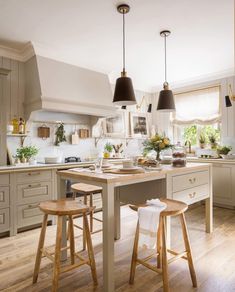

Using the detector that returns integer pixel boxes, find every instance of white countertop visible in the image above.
[0,161,96,173]
[187,157,235,164]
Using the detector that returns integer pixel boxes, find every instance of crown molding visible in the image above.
[0,42,35,62]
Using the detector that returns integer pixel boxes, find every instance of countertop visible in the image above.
[187,157,235,164]
[0,161,96,173]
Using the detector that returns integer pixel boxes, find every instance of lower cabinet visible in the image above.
[17,204,44,229]
[212,163,235,207]
[0,208,10,233]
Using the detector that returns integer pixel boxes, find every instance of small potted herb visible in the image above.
[217,145,232,158]
[16,146,39,163]
[199,134,206,149]
[103,142,113,158]
[209,134,217,150]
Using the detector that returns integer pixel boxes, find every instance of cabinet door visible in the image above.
[213,164,235,206]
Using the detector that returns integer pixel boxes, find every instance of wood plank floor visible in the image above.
[0,205,235,292]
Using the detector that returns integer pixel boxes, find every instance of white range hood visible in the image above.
[24,55,115,119]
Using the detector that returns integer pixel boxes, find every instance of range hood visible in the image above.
[24,55,115,119]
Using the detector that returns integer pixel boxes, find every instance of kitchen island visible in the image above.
[57,162,213,292]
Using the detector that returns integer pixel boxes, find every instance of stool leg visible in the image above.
[33,214,48,284]
[52,215,63,292]
[90,193,94,233]
[180,213,197,288]
[162,216,169,292]
[83,195,87,250]
[157,217,162,269]
[83,213,98,285]
[129,221,139,284]
[68,215,75,265]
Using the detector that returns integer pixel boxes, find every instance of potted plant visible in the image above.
[143,133,172,161]
[209,134,217,149]
[199,133,206,149]
[55,123,66,146]
[16,146,39,163]
[103,142,113,158]
[217,145,232,158]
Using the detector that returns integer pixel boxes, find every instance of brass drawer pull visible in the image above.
[27,203,40,208]
[189,192,196,199]
[189,178,196,183]
[28,172,41,176]
[28,184,41,188]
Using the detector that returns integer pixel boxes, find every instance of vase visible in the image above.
[156,151,161,161]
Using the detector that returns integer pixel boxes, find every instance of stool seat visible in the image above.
[129,198,188,216]
[71,183,102,194]
[39,199,93,216]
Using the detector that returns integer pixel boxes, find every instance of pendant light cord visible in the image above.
[164,34,167,84]
[122,11,126,73]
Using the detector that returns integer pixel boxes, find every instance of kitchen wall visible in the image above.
[7,89,154,163]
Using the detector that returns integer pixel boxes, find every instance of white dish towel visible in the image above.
[138,199,167,249]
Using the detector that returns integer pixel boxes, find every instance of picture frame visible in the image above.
[103,112,126,137]
[130,112,149,138]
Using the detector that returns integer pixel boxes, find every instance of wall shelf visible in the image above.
[7,134,27,146]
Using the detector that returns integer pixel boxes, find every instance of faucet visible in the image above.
[185,140,192,153]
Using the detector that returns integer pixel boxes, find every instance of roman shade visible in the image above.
[171,86,221,125]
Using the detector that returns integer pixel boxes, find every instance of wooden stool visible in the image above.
[129,198,197,292]
[69,183,103,249]
[32,199,98,292]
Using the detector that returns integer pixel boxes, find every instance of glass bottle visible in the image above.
[172,142,187,167]
[12,116,19,134]
[19,117,25,134]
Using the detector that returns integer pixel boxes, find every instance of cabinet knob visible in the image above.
[189,192,196,198]
[189,178,196,183]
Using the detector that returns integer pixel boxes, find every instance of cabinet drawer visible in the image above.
[0,174,10,185]
[16,170,52,183]
[17,204,43,228]
[172,170,209,192]
[173,184,209,205]
[17,182,52,205]
[0,186,10,208]
[0,208,10,232]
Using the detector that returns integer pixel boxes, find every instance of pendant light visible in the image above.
[113,4,136,105]
[157,30,176,112]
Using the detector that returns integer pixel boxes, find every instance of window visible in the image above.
[172,86,221,145]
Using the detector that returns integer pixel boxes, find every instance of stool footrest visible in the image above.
[167,249,188,261]
[61,261,88,274]
[136,258,162,274]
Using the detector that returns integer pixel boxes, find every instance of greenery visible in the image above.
[16,146,39,160]
[217,145,232,156]
[183,125,197,145]
[143,133,172,160]
[183,124,220,146]
[199,133,206,144]
[104,142,113,153]
[55,123,66,146]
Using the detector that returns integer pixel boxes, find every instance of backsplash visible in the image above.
[7,111,145,163]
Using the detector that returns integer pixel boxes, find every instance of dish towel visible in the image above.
[138,199,167,249]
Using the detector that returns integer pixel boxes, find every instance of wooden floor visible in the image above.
[0,204,235,292]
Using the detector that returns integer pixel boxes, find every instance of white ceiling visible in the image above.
[0,0,234,92]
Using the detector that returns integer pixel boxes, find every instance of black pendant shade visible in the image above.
[147,103,152,113]
[157,84,176,112]
[225,95,232,107]
[113,74,136,105]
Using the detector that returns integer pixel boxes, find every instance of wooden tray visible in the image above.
[103,168,145,174]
